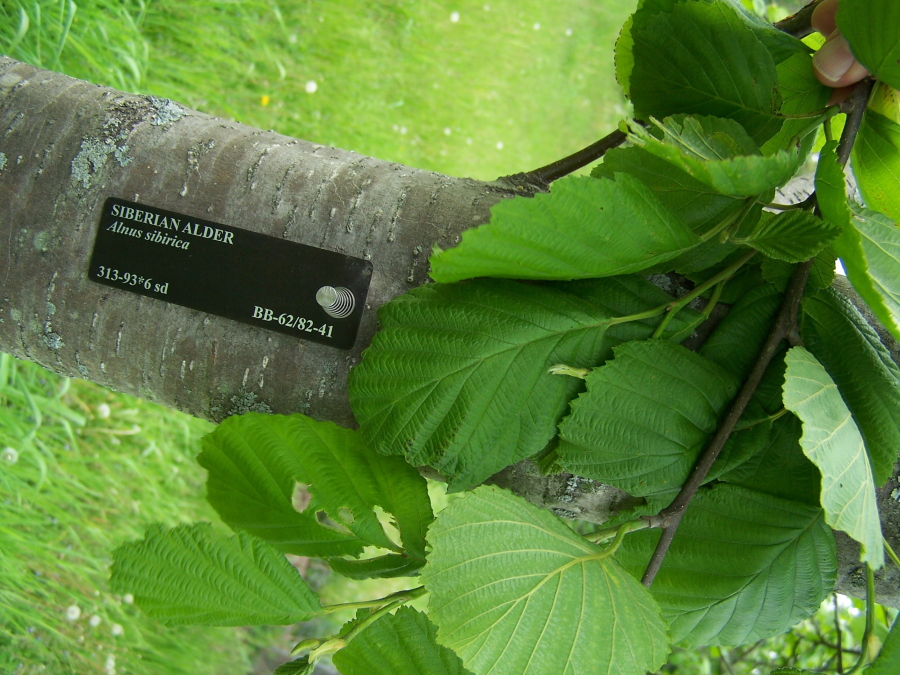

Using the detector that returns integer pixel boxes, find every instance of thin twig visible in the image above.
[773,0,825,38]
[640,76,875,588]
[503,128,628,191]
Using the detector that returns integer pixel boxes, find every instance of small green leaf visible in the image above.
[625,0,783,144]
[422,485,670,675]
[866,615,900,675]
[818,140,900,343]
[616,483,837,647]
[274,658,315,675]
[631,116,803,198]
[838,0,900,90]
[199,414,432,573]
[558,340,763,496]
[853,111,900,225]
[351,277,701,491]
[429,174,700,283]
[110,524,323,626]
[734,210,841,262]
[782,346,885,569]
[762,51,832,155]
[332,607,472,675]
[803,289,900,486]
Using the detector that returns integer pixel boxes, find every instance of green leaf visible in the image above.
[110,524,323,626]
[838,0,900,90]
[616,483,837,647]
[761,247,837,292]
[782,346,885,569]
[274,658,314,675]
[762,51,832,155]
[631,116,803,198]
[350,277,701,491]
[422,485,670,675]
[866,615,900,675]
[803,289,900,486]
[557,340,764,496]
[198,414,432,573]
[617,0,804,98]
[327,554,425,580]
[719,414,822,507]
[625,0,782,144]
[592,145,743,235]
[819,140,900,343]
[853,111,900,225]
[332,607,472,675]
[735,210,841,262]
[428,174,700,283]
[700,284,782,380]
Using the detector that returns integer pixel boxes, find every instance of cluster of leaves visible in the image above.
[110,1,900,674]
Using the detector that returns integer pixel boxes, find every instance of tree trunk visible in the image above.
[1,57,897,607]
[0,56,512,426]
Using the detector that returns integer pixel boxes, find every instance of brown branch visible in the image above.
[502,128,628,192]
[773,0,825,38]
[640,79,876,588]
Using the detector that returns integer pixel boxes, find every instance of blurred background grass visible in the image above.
[0,0,894,674]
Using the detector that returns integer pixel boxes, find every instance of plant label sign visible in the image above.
[88,198,373,349]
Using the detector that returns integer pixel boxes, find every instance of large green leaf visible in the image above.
[110,524,323,626]
[699,284,782,380]
[624,0,782,144]
[332,608,471,675]
[422,486,670,675]
[592,145,743,235]
[839,0,900,90]
[616,483,837,647]
[350,277,701,491]
[818,140,900,343]
[734,210,841,263]
[428,174,700,283]
[782,346,885,569]
[557,340,765,496]
[853,111,900,225]
[198,414,432,574]
[617,0,804,98]
[718,414,821,506]
[802,289,900,486]
[631,116,803,198]
[866,615,900,675]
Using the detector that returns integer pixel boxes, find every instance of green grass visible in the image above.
[0,353,267,674]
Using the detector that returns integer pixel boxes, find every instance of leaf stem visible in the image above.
[834,594,845,674]
[845,565,876,675]
[321,586,427,614]
[588,518,650,546]
[885,538,900,571]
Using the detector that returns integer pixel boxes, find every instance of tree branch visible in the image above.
[502,128,628,192]
[773,0,825,38]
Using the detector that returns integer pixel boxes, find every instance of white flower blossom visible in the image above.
[1,447,18,464]
[97,403,111,419]
[89,615,102,627]
[111,623,124,636]
[65,605,81,621]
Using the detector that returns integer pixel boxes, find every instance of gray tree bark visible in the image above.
[1,57,898,607]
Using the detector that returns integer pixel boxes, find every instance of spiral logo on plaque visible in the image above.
[316,286,355,319]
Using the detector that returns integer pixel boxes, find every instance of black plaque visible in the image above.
[89,198,373,350]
